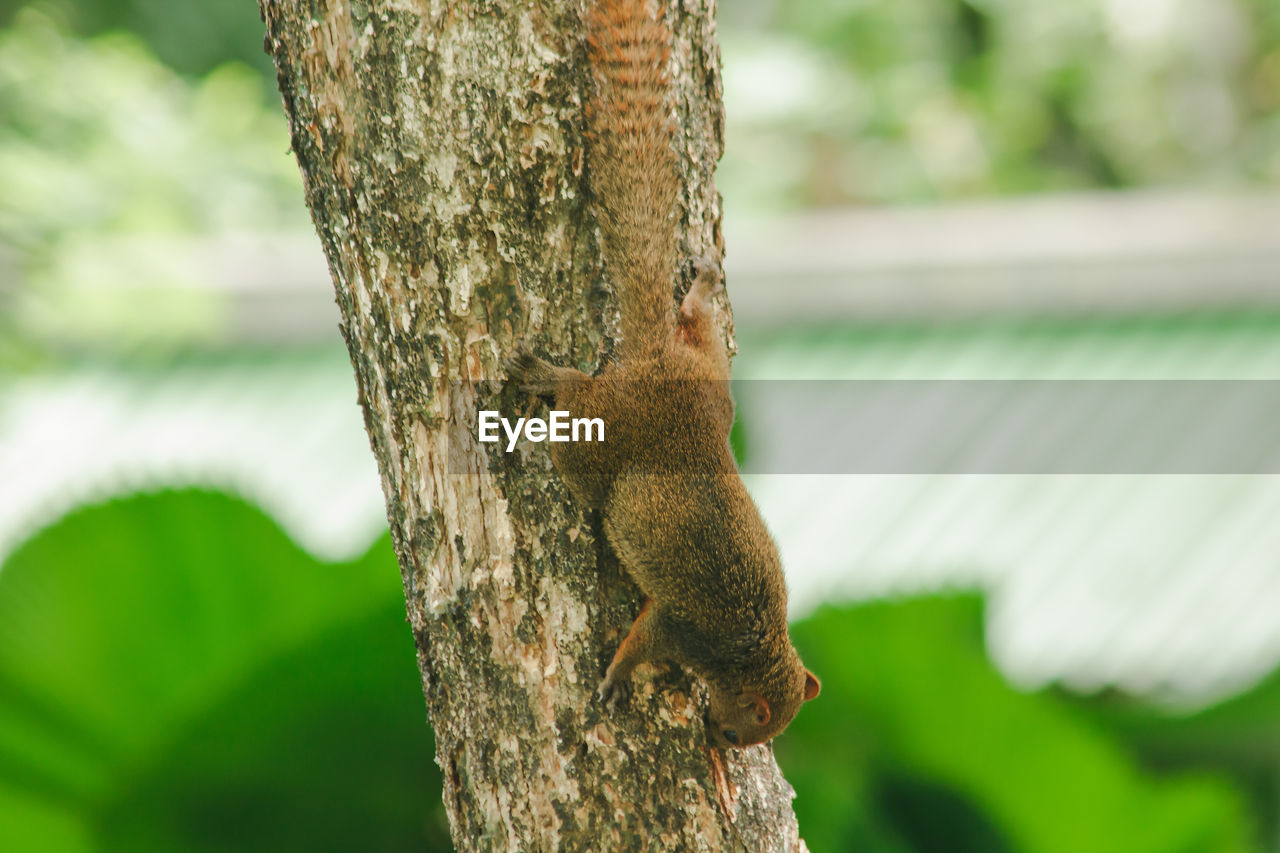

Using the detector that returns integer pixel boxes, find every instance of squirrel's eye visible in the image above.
[722,729,739,745]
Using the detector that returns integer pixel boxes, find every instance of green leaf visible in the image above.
[1066,661,1280,842]
[1075,666,1280,760]
[0,490,448,852]
[780,597,1257,853]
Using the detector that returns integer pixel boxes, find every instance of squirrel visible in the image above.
[508,0,819,749]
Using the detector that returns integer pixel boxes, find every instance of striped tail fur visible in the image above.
[586,0,679,357]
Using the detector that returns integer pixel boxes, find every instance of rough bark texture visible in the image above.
[258,1,805,850]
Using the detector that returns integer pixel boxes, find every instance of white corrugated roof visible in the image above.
[0,353,386,563]
[4,193,1278,704]
[3,317,1280,705]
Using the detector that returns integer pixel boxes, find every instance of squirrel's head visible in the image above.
[707,665,820,749]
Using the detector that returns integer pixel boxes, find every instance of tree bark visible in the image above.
[258,1,806,849]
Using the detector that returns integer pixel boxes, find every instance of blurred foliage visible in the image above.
[720,0,1280,208]
[781,599,1258,853]
[0,0,274,79]
[1,0,1275,847]
[0,8,305,360]
[0,0,1276,357]
[0,491,448,852]
[2,491,1274,851]
[1066,664,1280,846]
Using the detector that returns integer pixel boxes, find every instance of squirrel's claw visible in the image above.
[505,342,540,379]
[597,673,632,713]
[505,344,558,397]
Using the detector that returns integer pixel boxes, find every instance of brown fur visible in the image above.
[509,0,818,749]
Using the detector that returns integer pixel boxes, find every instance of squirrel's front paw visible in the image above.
[597,672,632,713]
[505,344,556,396]
[505,342,540,379]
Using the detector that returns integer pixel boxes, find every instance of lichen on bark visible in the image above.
[259,0,805,849]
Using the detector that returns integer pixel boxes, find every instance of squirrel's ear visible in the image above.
[743,691,771,725]
[803,669,821,701]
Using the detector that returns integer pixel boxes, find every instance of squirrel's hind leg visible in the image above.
[507,344,590,398]
[685,256,723,307]
[676,257,726,363]
[676,258,732,397]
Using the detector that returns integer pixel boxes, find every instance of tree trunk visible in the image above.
[258,1,806,849]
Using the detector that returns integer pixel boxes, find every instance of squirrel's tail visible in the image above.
[586,0,678,358]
